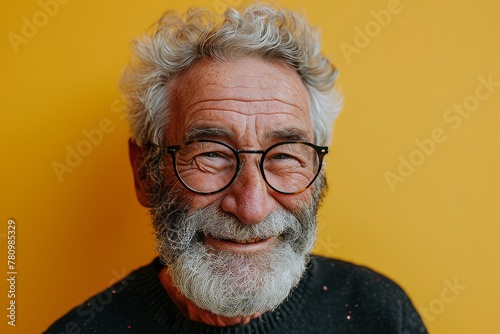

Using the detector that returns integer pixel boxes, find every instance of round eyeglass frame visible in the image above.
[154,140,328,195]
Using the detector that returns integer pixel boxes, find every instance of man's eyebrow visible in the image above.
[184,127,311,143]
[184,127,235,142]
[265,128,311,142]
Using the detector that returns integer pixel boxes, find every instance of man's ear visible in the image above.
[128,138,151,208]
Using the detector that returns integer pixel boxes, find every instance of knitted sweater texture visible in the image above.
[45,256,427,333]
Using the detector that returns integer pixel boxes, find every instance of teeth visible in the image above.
[206,234,267,244]
[233,237,263,244]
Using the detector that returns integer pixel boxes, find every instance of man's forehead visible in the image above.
[167,58,312,144]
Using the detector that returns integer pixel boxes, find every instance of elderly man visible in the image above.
[46,4,427,334]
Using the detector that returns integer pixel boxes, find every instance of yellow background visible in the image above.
[1,0,499,333]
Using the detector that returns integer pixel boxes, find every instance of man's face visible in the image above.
[166,57,316,218]
[140,58,323,318]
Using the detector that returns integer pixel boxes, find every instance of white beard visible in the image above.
[153,204,318,318]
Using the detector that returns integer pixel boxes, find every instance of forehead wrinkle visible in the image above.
[184,107,306,127]
[194,80,306,101]
[184,98,306,117]
[183,77,309,108]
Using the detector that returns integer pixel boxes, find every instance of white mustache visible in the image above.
[195,207,302,243]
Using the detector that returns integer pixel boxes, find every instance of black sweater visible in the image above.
[45,256,427,333]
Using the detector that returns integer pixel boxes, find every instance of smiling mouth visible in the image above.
[202,233,275,252]
[208,235,266,244]
[226,237,264,244]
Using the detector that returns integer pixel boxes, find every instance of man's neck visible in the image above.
[158,267,263,326]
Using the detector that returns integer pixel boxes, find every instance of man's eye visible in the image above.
[200,151,223,158]
[272,154,293,160]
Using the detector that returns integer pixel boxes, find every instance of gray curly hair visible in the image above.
[119,3,342,147]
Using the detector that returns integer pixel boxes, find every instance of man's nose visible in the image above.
[220,159,276,225]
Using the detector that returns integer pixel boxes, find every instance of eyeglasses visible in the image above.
[155,140,328,195]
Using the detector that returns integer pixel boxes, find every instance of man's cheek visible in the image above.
[184,192,225,212]
[158,170,216,212]
[276,190,314,215]
[161,158,184,191]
